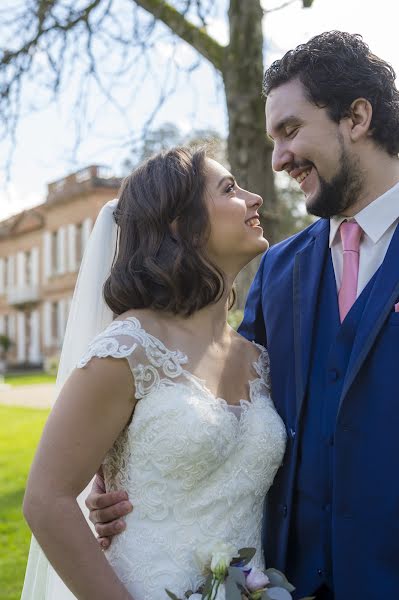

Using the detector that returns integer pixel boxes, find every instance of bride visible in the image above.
[22,146,286,600]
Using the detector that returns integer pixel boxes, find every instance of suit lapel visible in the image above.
[293,219,330,416]
[339,222,399,412]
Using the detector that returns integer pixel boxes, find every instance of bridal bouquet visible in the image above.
[165,542,315,600]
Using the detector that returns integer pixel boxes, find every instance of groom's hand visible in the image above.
[86,468,133,550]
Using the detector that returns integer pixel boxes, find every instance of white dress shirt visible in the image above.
[330,181,399,296]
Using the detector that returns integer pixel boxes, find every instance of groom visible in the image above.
[87,32,399,600]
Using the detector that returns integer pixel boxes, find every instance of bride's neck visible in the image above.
[159,286,233,343]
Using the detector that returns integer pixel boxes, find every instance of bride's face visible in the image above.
[203,158,269,273]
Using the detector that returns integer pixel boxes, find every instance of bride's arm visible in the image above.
[23,355,137,600]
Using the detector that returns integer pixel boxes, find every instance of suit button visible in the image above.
[317,568,324,577]
[323,504,331,513]
[280,504,288,518]
[329,368,339,382]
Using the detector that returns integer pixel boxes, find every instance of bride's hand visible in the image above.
[86,467,133,549]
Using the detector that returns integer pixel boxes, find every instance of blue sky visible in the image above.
[1,0,399,220]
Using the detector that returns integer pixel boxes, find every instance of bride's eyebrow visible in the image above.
[217,176,236,189]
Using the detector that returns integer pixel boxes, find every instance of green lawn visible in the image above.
[0,405,49,600]
[4,373,56,387]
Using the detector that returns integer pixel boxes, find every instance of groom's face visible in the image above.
[265,78,363,218]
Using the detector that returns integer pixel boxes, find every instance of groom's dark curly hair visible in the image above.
[104,146,234,317]
[263,31,399,156]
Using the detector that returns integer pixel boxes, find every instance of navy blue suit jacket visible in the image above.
[239,218,399,599]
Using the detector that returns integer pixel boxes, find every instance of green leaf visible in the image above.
[231,547,257,566]
[265,569,296,593]
[227,566,247,585]
[224,576,243,599]
[165,590,182,600]
[266,587,293,600]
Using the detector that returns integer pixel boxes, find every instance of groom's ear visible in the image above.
[346,97,373,142]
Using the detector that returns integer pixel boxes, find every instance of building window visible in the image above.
[25,251,31,286]
[51,301,58,345]
[75,223,83,264]
[51,231,58,275]
[3,257,7,289]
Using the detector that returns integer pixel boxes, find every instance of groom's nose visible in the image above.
[272,141,293,172]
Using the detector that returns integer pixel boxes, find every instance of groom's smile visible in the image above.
[265,77,358,216]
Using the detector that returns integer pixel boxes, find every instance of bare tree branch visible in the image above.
[263,0,314,13]
[131,0,225,71]
[263,0,298,14]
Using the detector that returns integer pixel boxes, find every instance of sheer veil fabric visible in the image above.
[21,199,118,600]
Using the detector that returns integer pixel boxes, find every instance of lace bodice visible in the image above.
[77,317,286,600]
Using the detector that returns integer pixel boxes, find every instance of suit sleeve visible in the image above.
[238,252,267,347]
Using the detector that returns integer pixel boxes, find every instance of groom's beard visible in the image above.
[306,144,364,219]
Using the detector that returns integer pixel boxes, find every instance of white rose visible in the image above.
[210,541,238,579]
[195,540,238,576]
[195,541,215,573]
[187,595,202,600]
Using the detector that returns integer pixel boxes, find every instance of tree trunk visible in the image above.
[222,0,277,308]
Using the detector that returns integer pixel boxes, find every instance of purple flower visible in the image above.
[245,567,270,592]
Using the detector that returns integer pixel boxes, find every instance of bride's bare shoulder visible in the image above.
[113,308,166,339]
[229,327,265,363]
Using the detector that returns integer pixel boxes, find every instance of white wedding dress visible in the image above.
[74,316,287,600]
[22,315,286,600]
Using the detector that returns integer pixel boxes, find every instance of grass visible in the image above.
[0,405,50,600]
[4,372,56,387]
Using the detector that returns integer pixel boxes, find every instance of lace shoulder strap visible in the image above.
[76,318,142,368]
[250,343,272,399]
[76,316,188,399]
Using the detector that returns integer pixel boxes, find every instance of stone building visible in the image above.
[0,165,121,368]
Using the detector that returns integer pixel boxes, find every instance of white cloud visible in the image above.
[263,0,399,78]
[0,179,44,221]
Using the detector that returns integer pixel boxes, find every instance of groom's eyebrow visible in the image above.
[267,115,301,140]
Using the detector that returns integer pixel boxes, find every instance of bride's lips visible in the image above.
[245,213,262,229]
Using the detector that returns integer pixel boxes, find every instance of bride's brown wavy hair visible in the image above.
[104,146,233,317]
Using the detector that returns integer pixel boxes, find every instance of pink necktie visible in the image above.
[338,221,363,322]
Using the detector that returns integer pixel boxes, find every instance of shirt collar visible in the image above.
[329,181,399,247]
